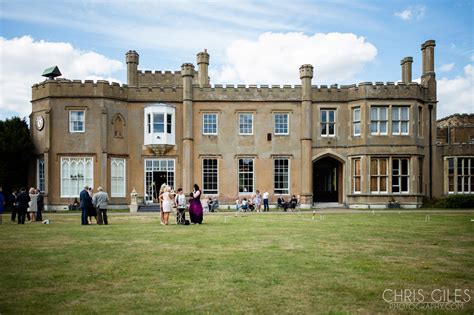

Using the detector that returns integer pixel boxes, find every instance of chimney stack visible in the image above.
[400,57,413,83]
[421,40,436,75]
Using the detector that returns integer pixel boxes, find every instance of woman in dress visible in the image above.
[253,190,262,212]
[158,183,167,224]
[189,183,203,224]
[28,187,39,222]
[161,185,172,225]
[87,187,98,224]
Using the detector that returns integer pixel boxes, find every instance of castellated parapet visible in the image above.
[31,79,182,102]
[137,70,182,86]
[32,79,428,103]
[47,46,425,103]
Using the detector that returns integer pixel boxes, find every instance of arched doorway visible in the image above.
[313,156,343,203]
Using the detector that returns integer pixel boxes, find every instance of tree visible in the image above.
[0,117,35,194]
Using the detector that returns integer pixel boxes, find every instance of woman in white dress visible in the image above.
[28,187,39,222]
[161,185,172,225]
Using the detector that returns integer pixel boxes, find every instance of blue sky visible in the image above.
[0,0,473,119]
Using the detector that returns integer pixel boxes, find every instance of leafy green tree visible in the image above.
[0,117,35,193]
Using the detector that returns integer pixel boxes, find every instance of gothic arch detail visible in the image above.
[112,113,126,138]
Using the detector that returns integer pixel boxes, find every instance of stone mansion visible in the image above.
[29,39,473,210]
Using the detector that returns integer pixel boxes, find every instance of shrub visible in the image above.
[428,195,474,209]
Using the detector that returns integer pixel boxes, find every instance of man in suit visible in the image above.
[16,187,30,224]
[92,186,109,225]
[79,186,91,225]
[10,189,18,222]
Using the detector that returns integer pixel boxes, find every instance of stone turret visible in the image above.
[126,50,139,87]
[401,57,413,83]
[197,50,210,87]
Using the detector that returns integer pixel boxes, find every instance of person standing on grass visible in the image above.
[0,186,5,224]
[36,189,44,221]
[189,184,203,224]
[263,191,269,212]
[28,187,39,222]
[160,185,172,225]
[87,187,98,224]
[253,190,262,212]
[79,186,91,225]
[158,183,167,224]
[9,189,19,222]
[92,187,109,225]
[175,188,187,224]
[17,187,30,224]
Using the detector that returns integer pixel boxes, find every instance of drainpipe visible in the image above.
[428,104,433,199]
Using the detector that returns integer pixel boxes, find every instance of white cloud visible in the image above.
[440,63,455,72]
[214,32,377,85]
[437,64,474,118]
[0,36,123,119]
[394,9,412,21]
[394,5,425,21]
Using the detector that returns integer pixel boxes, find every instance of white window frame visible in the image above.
[370,158,388,193]
[392,106,410,135]
[353,107,361,136]
[447,157,455,194]
[144,159,175,203]
[456,157,473,194]
[37,158,45,193]
[370,106,388,135]
[69,110,85,133]
[144,105,176,146]
[203,113,218,135]
[392,158,409,194]
[274,158,290,194]
[238,158,254,193]
[239,113,253,135]
[418,106,423,137]
[111,158,126,198]
[202,158,219,194]
[274,113,289,135]
[60,157,94,198]
[352,158,361,194]
[320,109,336,137]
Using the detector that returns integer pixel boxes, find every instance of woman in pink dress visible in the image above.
[161,185,172,225]
[188,184,203,224]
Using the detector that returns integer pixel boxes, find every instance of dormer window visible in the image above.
[144,104,175,147]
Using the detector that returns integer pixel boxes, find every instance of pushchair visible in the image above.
[176,206,187,224]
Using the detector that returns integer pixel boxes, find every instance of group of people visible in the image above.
[79,186,109,225]
[0,186,45,224]
[234,191,299,213]
[235,190,271,212]
[277,195,299,211]
[158,183,204,225]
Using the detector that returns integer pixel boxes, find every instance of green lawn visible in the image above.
[0,211,473,314]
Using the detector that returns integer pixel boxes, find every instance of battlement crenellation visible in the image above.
[32,79,427,103]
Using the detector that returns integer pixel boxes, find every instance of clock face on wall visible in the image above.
[35,116,44,131]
